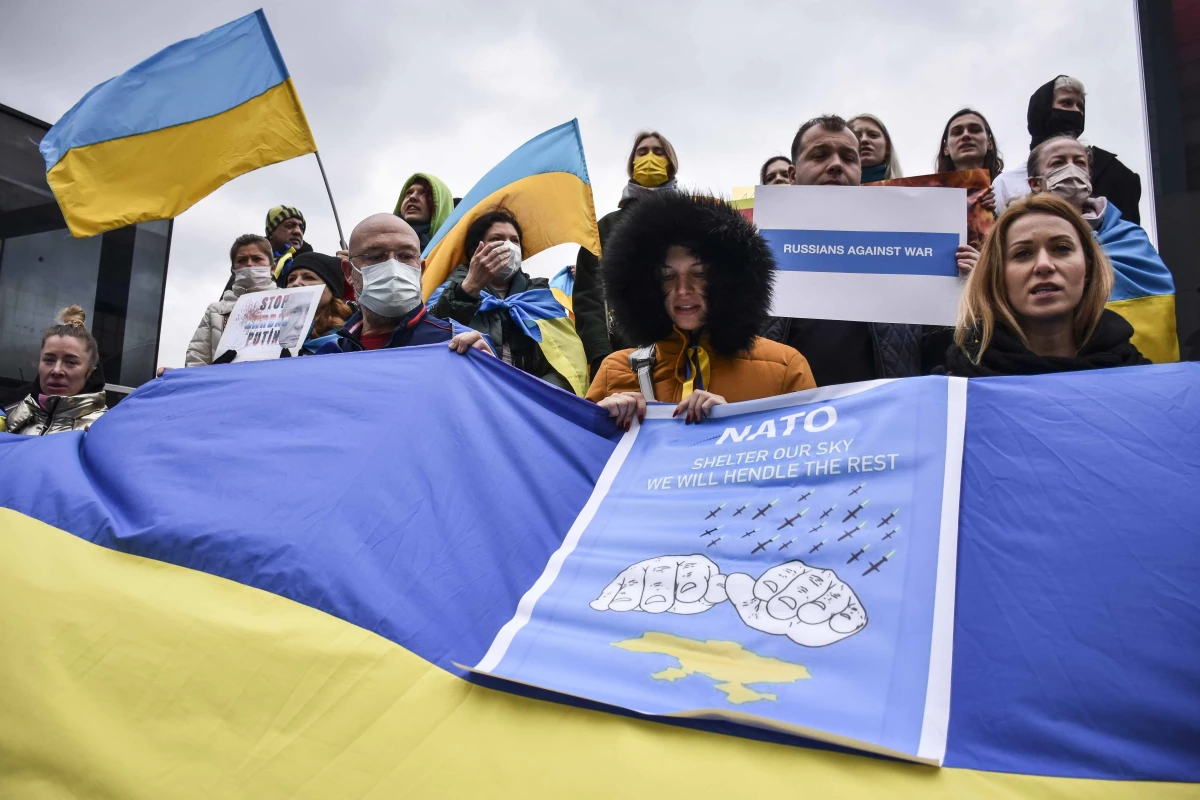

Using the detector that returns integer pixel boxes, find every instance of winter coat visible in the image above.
[1089,147,1141,226]
[313,306,468,354]
[761,318,924,386]
[431,265,572,391]
[940,309,1149,377]
[4,390,107,435]
[587,329,814,403]
[590,191,816,402]
[185,283,268,367]
[573,208,627,376]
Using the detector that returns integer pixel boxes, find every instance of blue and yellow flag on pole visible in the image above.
[421,119,602,297]
[39,10,316,237]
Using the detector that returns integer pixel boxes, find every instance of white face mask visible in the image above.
[355,259,423,318]
[494,240,522,284]
[1044,163,1092,207]
[232,265,275,292]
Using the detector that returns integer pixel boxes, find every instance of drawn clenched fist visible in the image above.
[724,561,867,647]
[590,555,728,615]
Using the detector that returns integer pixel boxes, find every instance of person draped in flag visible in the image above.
[586,192,815,429]
[429,209,576,391]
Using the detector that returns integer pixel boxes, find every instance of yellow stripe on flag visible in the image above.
[47,79,316,237]
[422,171,601,299]
[2,508,1194,799]
[534,316,588,396]
[1107,294,1180,364]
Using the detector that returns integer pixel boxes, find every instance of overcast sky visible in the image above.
[1,0,1150,368]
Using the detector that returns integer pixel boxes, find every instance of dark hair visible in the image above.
[463,209,524,262]
[759,156,792,184]
[936,108,1004,180]
[41,305,99,370]
[1027,134,1091,180]
[229,233,273,265]
[790,115,849,164]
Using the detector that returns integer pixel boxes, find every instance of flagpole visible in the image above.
[313,151,347,251]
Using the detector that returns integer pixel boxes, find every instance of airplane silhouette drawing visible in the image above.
[819,504,837,520]
[842,500,869,522]
[732,504,749,517]
[808,521,826,534]
[848,483,865,496]
[877,509,899,527]
[705,504,727,520]
[779,537,796,551]
[847,544,870,563]
[863,549,897,575]
[838,522,867,541]
[740,527,760,538]
[752,500,779,519]
[808,539,827,554]
[700,526,721,537]
[776,509,808,530]
[751,536,779,554]
[706,536,722,548]
[797,490,813,502]
[882,526,900,540]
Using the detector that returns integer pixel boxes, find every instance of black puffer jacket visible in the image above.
[940,309,1149,377]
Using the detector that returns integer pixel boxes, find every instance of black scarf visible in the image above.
[943,310,1148,377]
[1028,75,1085,149]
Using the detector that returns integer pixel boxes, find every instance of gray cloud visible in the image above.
[0,0,1150,367]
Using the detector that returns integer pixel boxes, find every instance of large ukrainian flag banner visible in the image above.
[421,119,602,297]
[1,350,1198,798]
[40,10,316,238]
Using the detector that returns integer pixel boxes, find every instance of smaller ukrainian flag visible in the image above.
[40,10,316,238]
[421,120,602,298]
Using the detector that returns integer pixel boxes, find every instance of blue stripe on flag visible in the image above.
[39,11,287,169]
[762,230,960,276]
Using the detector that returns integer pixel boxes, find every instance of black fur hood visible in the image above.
[599,192,775,357]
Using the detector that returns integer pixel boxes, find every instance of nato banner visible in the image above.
[476,377,966,765]
[756,185,967,325]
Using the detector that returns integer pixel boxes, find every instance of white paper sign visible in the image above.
[215,285,322,362]
[756,185,969,325]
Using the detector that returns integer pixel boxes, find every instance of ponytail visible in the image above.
[41,305,100,370]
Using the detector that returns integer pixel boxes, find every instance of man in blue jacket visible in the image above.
[314,214,490,356]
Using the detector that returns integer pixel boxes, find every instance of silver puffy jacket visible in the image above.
[3,391,107,435]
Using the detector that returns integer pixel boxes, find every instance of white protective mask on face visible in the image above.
[355,259,423,318]
[1044,162,1092,207]
[494,240,522,284]
[232,265,275,292]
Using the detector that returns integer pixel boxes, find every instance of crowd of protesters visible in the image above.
[4,73,1173,436]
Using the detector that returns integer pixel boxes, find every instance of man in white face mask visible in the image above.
[314,213,491,355]
[185,234,279,366]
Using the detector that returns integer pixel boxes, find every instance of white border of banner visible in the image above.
[476,377,966,766]
[917,375,967,763]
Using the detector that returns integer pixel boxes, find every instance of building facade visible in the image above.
[0,102,170,402]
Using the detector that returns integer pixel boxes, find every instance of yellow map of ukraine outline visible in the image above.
[613,632,810,704]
